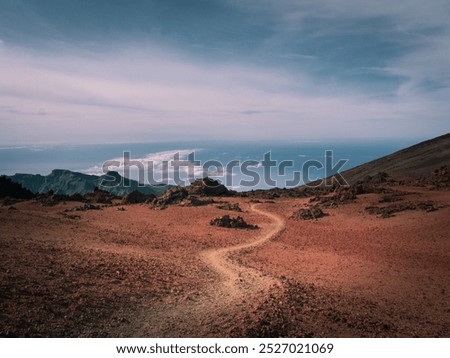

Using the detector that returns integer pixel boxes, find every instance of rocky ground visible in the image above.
[0,181,449,337]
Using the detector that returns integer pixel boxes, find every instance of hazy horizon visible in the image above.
[0,139,422,192]
[1,1,450,145]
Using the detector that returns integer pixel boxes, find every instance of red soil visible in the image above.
[0,186,449,337]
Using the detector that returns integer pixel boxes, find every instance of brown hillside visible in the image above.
[340,133,450,184]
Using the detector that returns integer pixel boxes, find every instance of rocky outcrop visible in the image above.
[150,187,189,209]
[417,166,450,189]
[74,204,102,211]
[309,183,386,208]
[291,206,328,220]
[365,201,437,218]
[83,187,115,204]
[217,202,243,212]
[150,178,227,209]
[209,215,258,229]
[180,196,215,207]
[186,177,229,196]
[122,190,155,204]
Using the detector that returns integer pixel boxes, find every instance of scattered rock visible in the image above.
[235,280,397,338]
[186,177,229,197]
[69,193,84,201]
[359,172,390,185]
[291,206,328,220]
[83,187,115,204]
[181,196,215,207]
[210,215,258,229]
[61,212,81,220]
[34,192,86,206]
[2,197,18,206]
[365,201,437,218]
[122,190,155,204]
[217,202,243,212]
[150,185,218,209]
[150,187,189,209]
[417,166,450,189]
[35,194,64,207]
[311,183,388,208]
[74,204,102,211]
[239,186,314,200]
[379,194,404,203]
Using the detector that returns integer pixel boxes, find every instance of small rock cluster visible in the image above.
[217,202,243,212]
[291,206,328,221]
[365,201,437,218]
[150,177,229,209]
[121,190,155,204]
[209,215,258,229]
[417,165,450,189]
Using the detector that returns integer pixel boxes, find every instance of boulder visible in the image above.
[209,215,258,229]
[181,196,214,207]
[291,206,328,220]
[217,202,243,212]
[186,177,229,196]
[83,187,115,204]
[150,186,188,208]
[122,190,155,204]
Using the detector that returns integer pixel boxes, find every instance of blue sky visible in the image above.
[0,0,449,144]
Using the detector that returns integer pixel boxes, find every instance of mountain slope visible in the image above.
[9,169,169,196]
[0,176,35,199]
[339,133,450,184]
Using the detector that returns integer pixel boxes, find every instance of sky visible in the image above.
[0,0,449,145]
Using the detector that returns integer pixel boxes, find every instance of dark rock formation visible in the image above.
[150,187,189,209]
[0,176,35,200]
[180,196,215,207]
[217,202,243,212]
[209,215,258,229]
[358,172,390,185]
[83,187,115,204]
[186,177,229,196]
[417,165,450,189]
[291,206,328,220]
[365,201,437,218]
[122,190,155,204]
[150,183,221,209]
[74,204,102,211]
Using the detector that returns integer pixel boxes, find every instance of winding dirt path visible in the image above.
[131,203,286,337]
[200,204,285,299]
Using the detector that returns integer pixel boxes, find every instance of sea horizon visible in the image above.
[0,138,420,191]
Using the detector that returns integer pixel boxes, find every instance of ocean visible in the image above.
[0,139,417,191]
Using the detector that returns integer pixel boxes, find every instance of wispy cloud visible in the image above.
[0,1,449,144]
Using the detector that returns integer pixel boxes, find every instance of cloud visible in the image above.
[229,0,450,29]
[81,148,209,185]
[0,1,449,144]
[0,41,448,145]
[228,1,450,88]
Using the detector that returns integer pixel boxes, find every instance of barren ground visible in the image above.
[0,186,449,337]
